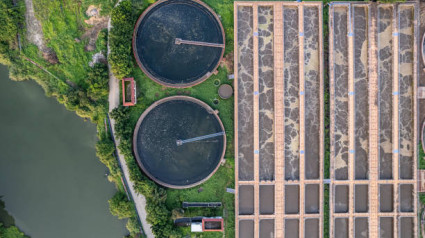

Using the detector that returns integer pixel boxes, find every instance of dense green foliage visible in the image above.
[0,224,28,238]
[419,143,425,170]
[109,192,134,219]
[110,107,178,237]
[0,199,28,238]
[87,63,110,101]
[322,1,331,236]
[0,0,24,66]
[109,0,134,79]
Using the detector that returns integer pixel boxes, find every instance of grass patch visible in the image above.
[419,142,425,170]
[26,0,117,86]
[166,161,235,237]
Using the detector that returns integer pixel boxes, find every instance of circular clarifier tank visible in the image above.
[133,0,225,88]
[133,96,226,188]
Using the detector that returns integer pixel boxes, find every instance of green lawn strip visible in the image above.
[419,193,425,238]
[324,184,329,238]
[166,161,235,238]
[323,1,330,237]
[419,142,425,170]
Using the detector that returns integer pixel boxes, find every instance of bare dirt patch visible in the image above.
[25,0,58,64]
[82,5,109,52]
[220,51,234,73]
[89,52,107,67]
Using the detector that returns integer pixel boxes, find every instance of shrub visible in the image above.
[108,192,134,219]
[109,0,134,79]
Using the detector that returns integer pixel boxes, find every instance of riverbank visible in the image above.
[0,0,142,236]
[0,65,127,237]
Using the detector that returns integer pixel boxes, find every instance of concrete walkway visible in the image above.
[107,3,154,237]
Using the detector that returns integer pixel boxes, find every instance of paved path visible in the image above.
[107,2,154,237]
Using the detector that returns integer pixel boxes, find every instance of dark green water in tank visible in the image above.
[134,99,225,187]
[134,0,224,86]
[0,65,127,238]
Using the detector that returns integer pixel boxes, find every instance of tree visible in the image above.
[125,217,140,235]
[109,0,135,79]
[0,223,29,238]
[87,63,109,101]
[108,192,134,219]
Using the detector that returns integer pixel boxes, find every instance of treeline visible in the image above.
[95,124,142,237]
[110,106,182,237]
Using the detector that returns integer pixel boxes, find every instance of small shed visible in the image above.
[191,222,203,232]
[202,218,224,232]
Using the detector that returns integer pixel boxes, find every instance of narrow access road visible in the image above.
[107,3,154,237]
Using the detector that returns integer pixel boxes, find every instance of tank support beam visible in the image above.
[175,38,225,48]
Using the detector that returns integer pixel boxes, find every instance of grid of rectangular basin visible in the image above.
[235,2,324,237]
[329,2,418,237]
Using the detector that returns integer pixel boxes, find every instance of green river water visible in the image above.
[0,65,127,237]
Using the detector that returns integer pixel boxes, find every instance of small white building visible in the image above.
[191,222,203,232]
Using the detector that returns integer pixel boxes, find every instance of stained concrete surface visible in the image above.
[334,185,349,213]
[260,185,275,215]
[305,218,319,238]
[355,185,368,213]
[399,217,414,238]
[305,184,320,213]
[378,6,394,180]
[285,185,300,214]
[258,6,275,181]
[283,6,300,181]
[239,220,254,238]
[379,184,393,212]
[353,6,369,180]
[239,185,254,215]
[380,217,393,238]
[399,184,413,212]
[304,6,321,180]
[284,219,299,238]
[332,6,349,180]
[398,6,414,180]
[355,218,368,238]
[259,219,274,238]
[335,218,349,238]
[237,6,254,181]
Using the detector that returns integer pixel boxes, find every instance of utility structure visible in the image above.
[122,78,136,106]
